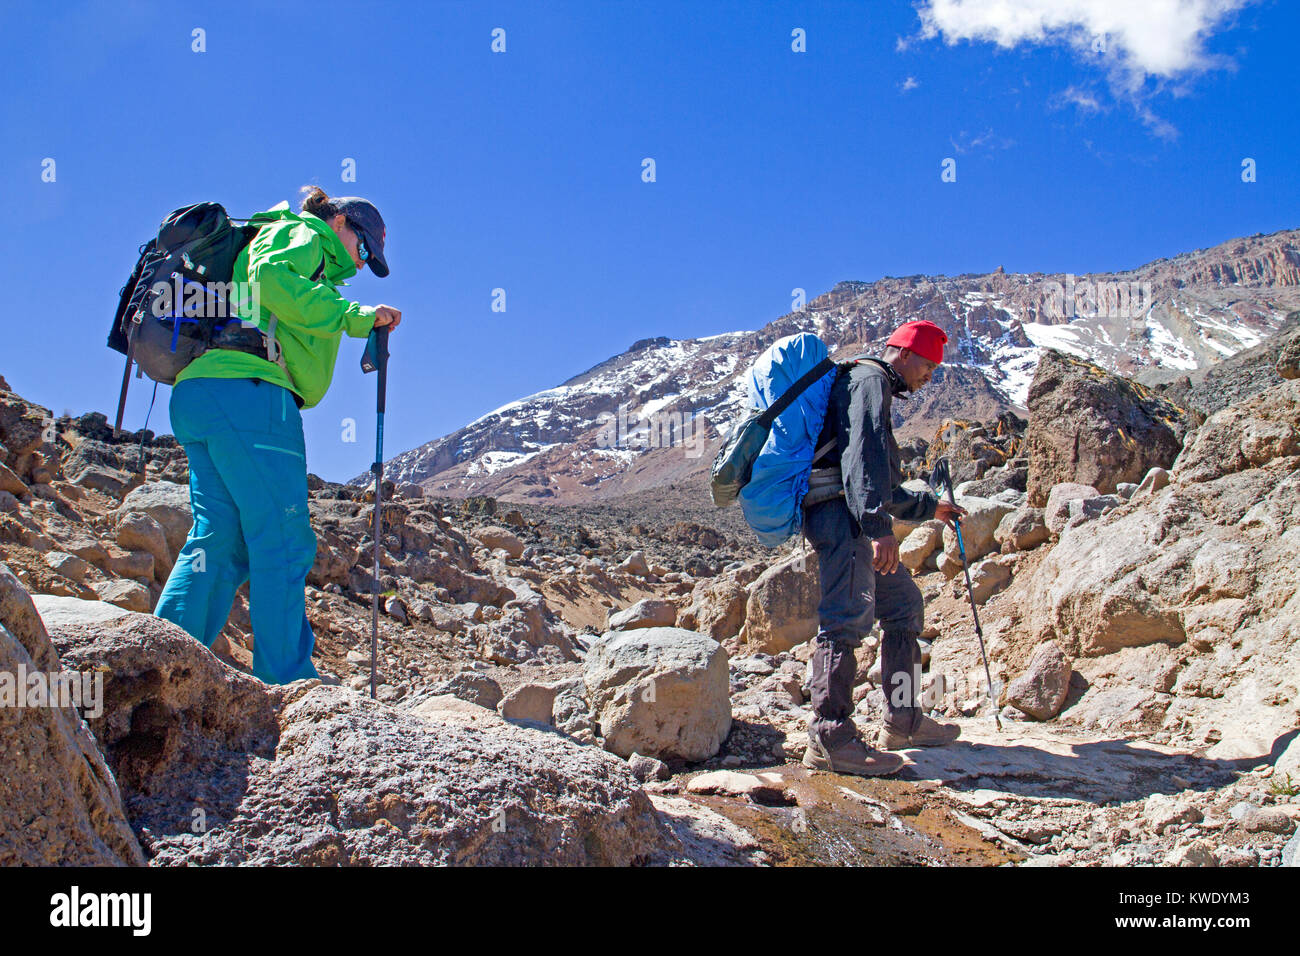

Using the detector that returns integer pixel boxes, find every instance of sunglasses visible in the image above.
[348,219,370,263]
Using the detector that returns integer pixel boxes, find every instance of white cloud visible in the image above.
[950,127,1016,153]
[1050,84,1104,114]
[900,75,920,92]
[912,0,1252,137]
[915,0,1249,85]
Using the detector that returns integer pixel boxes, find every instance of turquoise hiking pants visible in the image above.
[155,377,320,684]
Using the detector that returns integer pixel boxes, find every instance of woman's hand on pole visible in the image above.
[372,305,402,330]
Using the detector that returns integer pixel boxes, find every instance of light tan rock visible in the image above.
[584,627,731,762]
[498,682,559,724]
[0,460,27,496]
[619,550,651,576]
[1133,466,1170,499]
[44,550,94,584]
[743,552,819,654]
[1044,482,1100,534]
[473,526,524,559]
[608,598,678,631]
[1004,640,1071,720]
[968,555,1013,605]
[686,770,788,803]
[942,495,1016,562]
[114,481,192,556]
[92,578,152,613]
[900,520,944,571]
[994,507,1049,552]
[116,511,172,579]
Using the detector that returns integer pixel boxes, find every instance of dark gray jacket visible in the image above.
[809,358,937,539]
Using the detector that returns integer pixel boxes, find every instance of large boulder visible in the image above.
[146,685,674,865]
[1013,378,1300,758]
[33,596,277,806]
[0,567,144,866]
[584,627,731,762]
[114,481,192,556]
[1024,351,1188,507]
[743,553,820,654]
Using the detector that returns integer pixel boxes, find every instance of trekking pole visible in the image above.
[930,457,1002,732]
[361,326,390,700]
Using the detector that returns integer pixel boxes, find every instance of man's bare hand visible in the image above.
[872,534,900,575]
[935,501,967,528]
[372,305,402,330]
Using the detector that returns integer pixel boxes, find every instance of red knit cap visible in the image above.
[886,320,948,364]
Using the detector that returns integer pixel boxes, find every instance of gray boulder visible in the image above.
[584,627,731,762]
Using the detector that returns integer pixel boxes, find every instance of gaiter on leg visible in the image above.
[809,639,860,749]
[881,630,923,735]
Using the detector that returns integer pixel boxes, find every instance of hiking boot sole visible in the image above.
[802,748,904,777]
[879,726,962,750]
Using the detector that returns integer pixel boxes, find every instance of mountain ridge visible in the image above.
[364,226,1300,503]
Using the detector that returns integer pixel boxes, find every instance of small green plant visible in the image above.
[380,589,397,599]
[1266,772,1297,797]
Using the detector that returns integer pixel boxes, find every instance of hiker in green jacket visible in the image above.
[155,186,399,684]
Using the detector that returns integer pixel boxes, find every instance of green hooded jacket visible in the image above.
[176,202,377,408]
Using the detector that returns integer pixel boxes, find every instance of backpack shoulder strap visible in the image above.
[757,356,837,428]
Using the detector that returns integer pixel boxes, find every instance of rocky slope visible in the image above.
[376,228,1300,504]
[1,315,1299,867]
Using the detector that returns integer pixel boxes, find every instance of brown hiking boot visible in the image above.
[879,716,962,750]
[802,735,905,777]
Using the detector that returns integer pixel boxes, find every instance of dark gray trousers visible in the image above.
[804,498,926,748]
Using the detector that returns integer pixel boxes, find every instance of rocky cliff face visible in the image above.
[376,228,1300,504]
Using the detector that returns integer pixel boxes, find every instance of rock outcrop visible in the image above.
[1024,351,1188,507]
[0,567,143,866]
[1011,377,1300,757]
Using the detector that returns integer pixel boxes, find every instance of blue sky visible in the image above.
[2,0,1296,480]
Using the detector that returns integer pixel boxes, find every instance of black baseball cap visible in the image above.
[332,196,389,278]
